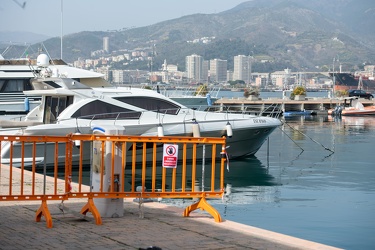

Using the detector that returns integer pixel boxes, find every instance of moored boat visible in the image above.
[328,97,375,116]
[0,53,109,115]
[0,60,282,167]
[331,72,375,92]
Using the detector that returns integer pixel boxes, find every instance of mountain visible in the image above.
[2,0,374,72]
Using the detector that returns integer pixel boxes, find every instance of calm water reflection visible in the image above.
[210,115,375,250]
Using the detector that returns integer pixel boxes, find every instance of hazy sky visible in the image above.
[1,0,247,37]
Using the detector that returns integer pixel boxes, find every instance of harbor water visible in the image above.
[208,114,375,250]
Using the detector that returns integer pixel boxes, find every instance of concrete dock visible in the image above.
[0,167,342,250]
[214,97,375,115]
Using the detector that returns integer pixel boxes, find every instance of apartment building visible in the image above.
[233,55,252,83]
[210,59,227,83]
[185,54,204,83]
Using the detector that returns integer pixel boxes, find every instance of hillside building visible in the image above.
[233,55,252,84]
[271,68,294,89]
[210,59,227,83]
[185,54,204,83]
[103,37,109,53]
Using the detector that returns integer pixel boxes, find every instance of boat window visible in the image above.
[44,96,57,124]
[0,79,32,92]
[43,81,62,89]
[113,96,180,115]
[71,100,142,120]
[44,95,73,124]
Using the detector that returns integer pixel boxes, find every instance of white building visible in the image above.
[254,73,269,88]
[112,70,126,84]
[233,55,252,83]
[271,69,292,89]
[167,64,178,72]
[103,37,109,53]
[202,60,209,83]
[185,54,204,83]
[210,59,227,83]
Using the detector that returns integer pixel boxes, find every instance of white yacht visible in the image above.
[0,53,109,115]
[0,57,282,167]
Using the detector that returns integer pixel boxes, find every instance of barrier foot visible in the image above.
[35,199,53,228]
[183,195,222,222]
[80,197,102,225]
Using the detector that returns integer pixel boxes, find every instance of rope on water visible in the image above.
[283,121,335,153]
[278,125,304,152]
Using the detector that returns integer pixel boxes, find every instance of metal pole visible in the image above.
[43,142,47,195]
[61,0,63,60]
[202,145,205,192]
[267,137,270,168]
[332,57,335,97]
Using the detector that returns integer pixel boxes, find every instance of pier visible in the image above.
[213,97,375,116]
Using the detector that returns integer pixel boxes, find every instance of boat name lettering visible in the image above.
[253,119,267,123]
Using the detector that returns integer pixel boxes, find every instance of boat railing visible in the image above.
[203,103,283,118]
[259,103,283,118]
[69,108,186,128]
[63,107,236,129]
[61,103,282,130]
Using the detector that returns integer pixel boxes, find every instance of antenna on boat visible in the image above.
[60,0,63,60]
[332,57,336,98]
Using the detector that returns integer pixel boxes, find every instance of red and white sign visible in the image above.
[163,144,178,168]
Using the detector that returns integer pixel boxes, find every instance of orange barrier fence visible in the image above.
[1,133,227,228]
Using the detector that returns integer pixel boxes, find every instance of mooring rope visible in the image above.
[278,125,304,152]
[282,121,335,153]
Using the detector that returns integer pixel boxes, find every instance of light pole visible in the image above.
[60,0,63,60]
[150,44,155,84]
[332,58,336,97]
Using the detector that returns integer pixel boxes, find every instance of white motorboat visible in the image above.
[0,62,281,167]
[0,53,109,115]
[328,97,375,116]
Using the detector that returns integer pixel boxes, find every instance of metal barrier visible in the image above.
[0,134,227,228]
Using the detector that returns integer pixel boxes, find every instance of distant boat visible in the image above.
[328,97,375,116]
[331,73,375,92]
[283,110,314,116]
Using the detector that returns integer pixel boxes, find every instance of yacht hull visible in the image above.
[0,124,278,168]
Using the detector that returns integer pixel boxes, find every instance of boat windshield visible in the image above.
[71,100,142,120]
[113,96,180,115]
[0,79,33,92]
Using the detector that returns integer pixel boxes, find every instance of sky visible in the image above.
[0,0,247,37]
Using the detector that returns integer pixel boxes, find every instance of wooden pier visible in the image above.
[213,97,375,116]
